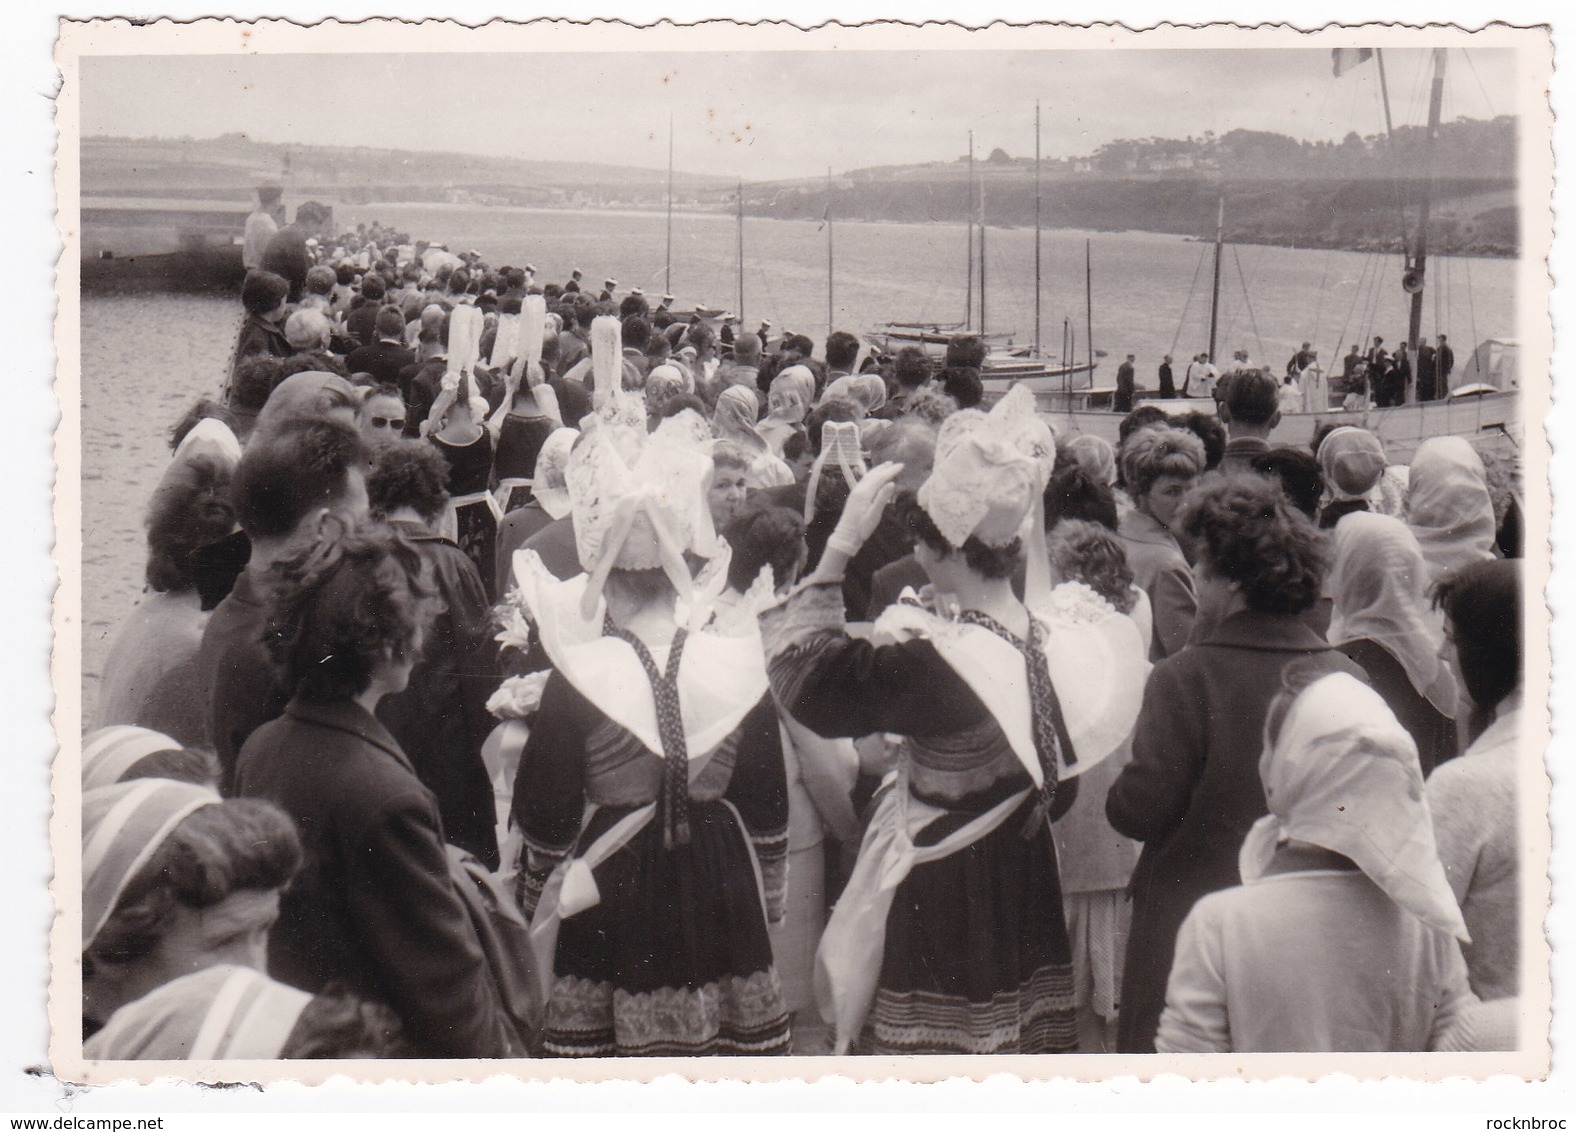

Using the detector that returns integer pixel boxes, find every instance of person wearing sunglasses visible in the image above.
[358,384,408,446]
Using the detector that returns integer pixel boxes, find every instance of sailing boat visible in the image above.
[1023,46,1519,464]
[871,124,1100,391]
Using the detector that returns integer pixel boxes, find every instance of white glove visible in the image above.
[825,461,904,560]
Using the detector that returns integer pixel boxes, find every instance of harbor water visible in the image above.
[78,206,1518,718]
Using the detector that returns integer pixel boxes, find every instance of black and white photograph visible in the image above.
[47,16,1551,1087]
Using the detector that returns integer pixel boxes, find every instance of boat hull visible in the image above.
[1020,390,1521,464]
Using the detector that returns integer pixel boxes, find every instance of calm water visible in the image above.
[79,206,1518,717]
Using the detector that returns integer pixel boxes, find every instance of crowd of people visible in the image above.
[81,205,1528,1061]
[1116,332,1461,417]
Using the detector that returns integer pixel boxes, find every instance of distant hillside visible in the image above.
[748,117,1519,257]
[81,133,734,209]
[82,117,1520,257]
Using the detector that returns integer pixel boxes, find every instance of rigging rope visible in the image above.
[1332,249,1377,366]
[1310,246,1336,348]
[1169,243,1209,357]
[1231,246,1267,363]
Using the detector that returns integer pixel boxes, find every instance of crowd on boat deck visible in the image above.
[82,211,1529,1061]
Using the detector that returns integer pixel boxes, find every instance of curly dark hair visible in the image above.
[263,522,439,701]
[366,439,451,524]
[903,494,1023,580]
[231,356,286,414]
[281,992,409,1059]
[1178,475,1329,615]
[1048,519,1136,614]
[1177,410,1227,471]
[1044,463,1119,531]
[1251,447,1324,520]
[1117,404,1171,448]
[145,454,238,593]
[87,799,302,969]
[724,502,806,593]
[278,351,352,381]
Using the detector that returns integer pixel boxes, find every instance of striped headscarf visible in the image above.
[82,779,220,952]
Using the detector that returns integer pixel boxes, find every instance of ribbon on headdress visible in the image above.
[589,315,623,410]
[447,304,484,377]
[803,420,867,528]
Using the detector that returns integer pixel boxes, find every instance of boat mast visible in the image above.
[736,177,745,328]
[1408,49,1448,370]
[1085,239,1094,382]
[1207,194,1225,363]
[1034,100,1043,358]
[965,131,974,331]
[665,113,674,297]
[826,166,835,336]
[978,180,987,335]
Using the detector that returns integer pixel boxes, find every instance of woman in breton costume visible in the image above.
[489,294,564,514]
[762,386,1149,1055]
[508,348,792,1057]
[426,303,503,597]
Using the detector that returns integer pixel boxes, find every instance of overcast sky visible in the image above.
[81,48,1518,181]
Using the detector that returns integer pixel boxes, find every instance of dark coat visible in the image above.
[229,314,292,387]
[377,522,502,868]
[346,339,417,389]
[198,566,288,795]
[399,358,448,437]
[235,696,518,1058]
[260,225,311,302]
[1106,608,1365,1053]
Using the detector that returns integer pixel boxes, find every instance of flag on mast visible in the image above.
[1331,47,1375,77]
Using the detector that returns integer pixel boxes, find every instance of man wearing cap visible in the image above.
[1216,369,1281,476]
[1436,334,1455,396]
[564,267,583,293]
[243,181,282,271]
[599,278,617,302]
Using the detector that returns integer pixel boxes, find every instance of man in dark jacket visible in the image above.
[198,418,369,793]
[1115,353,1137,413]
[1156,354,1176,399]
[346,306,417,388]
[261,201,330,303]
[227,270,293,395]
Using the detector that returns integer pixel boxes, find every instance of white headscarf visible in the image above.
[1239,672,1469,942]
[1328,512,1460,717]
[1406,437,1497,584]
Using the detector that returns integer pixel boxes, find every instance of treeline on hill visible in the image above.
[749,118,1519,257]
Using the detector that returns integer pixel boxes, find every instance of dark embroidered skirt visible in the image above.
[859,793,1078,1055]
[544,799,791,1057]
